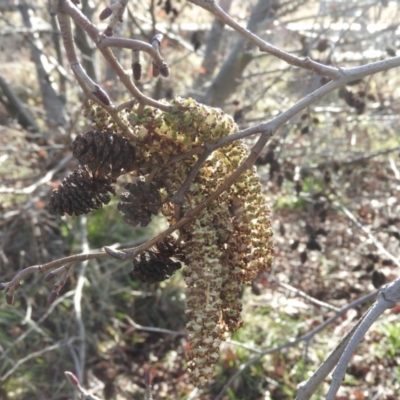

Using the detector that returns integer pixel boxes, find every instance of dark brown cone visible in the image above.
[117,181,162,227]
[130,236,184,283]
[130,253,182,283]
[72,131,136,180]
[48,167,116,216]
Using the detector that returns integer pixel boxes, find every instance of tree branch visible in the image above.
[58,0,170,112]
[188,0,340,79]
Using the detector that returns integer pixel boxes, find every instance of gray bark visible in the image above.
[19,0,67,127]
[200,0,280,107]
[193,0,233,92]
[73,0,98,81]
[0,73,39,131]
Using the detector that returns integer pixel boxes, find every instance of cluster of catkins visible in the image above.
[49,98,273,387]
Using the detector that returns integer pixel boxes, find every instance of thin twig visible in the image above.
[170,146,213,205]
[72,215,89,382]
[56,10,135,139]
[187,0,340,79]
[0,154,72,194]
[214,290,378,400]
[299,146,400,174]
[0,340,73,382]
[0,290,75,363]
[296,318,364,400]
[65,371,104,400]
[326,280,400,399]
[124,315,186,336]
[58,0,170,112]
[334,202,400,268]
[266,274,340,312]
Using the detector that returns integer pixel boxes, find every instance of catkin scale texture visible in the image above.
[85,97,274,386]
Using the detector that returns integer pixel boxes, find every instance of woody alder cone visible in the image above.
[117,181,162,227]
[130,252,182,283]
[130,236,184,283]
[48,166,116,216]
[72,130,136,179]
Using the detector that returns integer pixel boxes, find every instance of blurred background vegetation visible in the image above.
[0,0,400,398]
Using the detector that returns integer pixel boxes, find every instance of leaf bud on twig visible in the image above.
[99,6,113,20]
[65,371,80,387]
[104,26,114,37]
[159,64,170,78]
[44,271,56,282]
[132,49,141,80]
[132,62,142,81]
[92,84,111,106]
[48,290,59,304]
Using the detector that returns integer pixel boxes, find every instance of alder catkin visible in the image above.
[84,98,274,386]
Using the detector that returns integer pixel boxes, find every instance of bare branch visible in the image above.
[0,154,72,194]
[335,202,400,268]
[215,289,379,400]
[326,280,400,399]
[72,215,89,382]
[56,10,136,139]
[1,340,72,383]
[19,0,67,127]
[0,251,107,302]
[65,371,103,400]
[188,0,340,79]
[0,73,39,131]
[296,319,363,400]
[266,274,340,312]
[58,0,171,111]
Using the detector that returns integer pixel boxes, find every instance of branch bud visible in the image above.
[132,49,141,80]
[104,26,114,37]
[65,371,80,387]
[99,7,113,20]
[159,64,170,78]
[93,84,111,106]
[48,290,59,304]
[44,271,56,282]
[132,62,142,81]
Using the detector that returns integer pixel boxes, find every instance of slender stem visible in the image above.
[57,10,135,138]
[58,0,170,111]
[187,0,340,79]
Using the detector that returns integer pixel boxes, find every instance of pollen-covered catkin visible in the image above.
[85,97,274,386]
